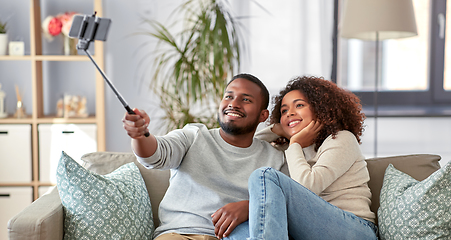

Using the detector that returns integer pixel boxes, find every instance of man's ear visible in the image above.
[259,109,269,123]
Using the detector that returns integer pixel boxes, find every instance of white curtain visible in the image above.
[231,0,335,95]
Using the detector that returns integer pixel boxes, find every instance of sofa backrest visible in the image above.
[81,152,442,227]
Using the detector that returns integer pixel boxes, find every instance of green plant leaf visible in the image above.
[139,0,244,132]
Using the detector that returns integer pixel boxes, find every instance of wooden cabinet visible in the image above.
[0,187,33,239]
[38,123,97,184]
[0,124,32,183]
[0,0,105,200]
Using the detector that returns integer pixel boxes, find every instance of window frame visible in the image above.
[333,0,451,112]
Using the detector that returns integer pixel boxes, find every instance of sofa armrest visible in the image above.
[8,187,63,240]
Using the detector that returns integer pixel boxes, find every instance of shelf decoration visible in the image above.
[14,85,26,118]
[42,12,79,55]
[56,94,88,118]
[9,41,25,56]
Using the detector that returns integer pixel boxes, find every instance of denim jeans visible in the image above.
[224,220,250,240]
[228,167,378,240]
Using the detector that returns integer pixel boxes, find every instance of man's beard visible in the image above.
[218,115,260,135]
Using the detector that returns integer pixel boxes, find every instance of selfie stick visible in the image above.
[74,12,150,137]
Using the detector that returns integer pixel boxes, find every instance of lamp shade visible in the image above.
[340,0,418,40]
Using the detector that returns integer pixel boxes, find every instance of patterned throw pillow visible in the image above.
[56,151,154,240]
[378,163,451,239]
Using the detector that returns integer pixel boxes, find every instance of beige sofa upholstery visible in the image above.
[7,152,441,240]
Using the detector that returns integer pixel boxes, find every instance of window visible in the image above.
[336,0,451,110]
[232,0,334,96]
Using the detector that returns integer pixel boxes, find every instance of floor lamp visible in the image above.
[340,0,418,157]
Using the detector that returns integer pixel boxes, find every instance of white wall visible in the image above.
[2,0,449,163]
[361,117,451,167]
[60,1,451,163]
[103,0,186,151]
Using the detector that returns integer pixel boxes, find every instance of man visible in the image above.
[122,73,287,240]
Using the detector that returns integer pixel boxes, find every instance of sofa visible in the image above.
[7,152,442,240]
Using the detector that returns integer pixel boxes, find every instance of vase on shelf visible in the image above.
[63,35,78,55]
[0,33,8,55]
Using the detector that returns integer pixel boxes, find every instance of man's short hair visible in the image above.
[227,73,270,110]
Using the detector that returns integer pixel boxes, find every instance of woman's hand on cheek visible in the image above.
[290,121,323,148]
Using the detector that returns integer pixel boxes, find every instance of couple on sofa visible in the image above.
[122,73,378,240]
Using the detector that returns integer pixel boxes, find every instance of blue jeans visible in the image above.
[224,220,250,240]
[227,167,378,240]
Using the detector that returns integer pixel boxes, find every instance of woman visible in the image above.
[249,76,378,239]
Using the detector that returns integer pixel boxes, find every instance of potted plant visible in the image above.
[0,19,8,55]
[141,0,244,132]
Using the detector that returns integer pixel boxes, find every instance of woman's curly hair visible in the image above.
[270,76,366,151]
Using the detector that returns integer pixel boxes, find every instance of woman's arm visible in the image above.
[254,124,281,142]
[286,131,362,195]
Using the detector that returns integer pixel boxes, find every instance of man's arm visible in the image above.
[211,201,249,239]
[122,108,158,158]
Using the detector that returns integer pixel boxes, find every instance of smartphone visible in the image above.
[68,14,111,41]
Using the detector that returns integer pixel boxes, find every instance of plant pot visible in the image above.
[0,33,8,55]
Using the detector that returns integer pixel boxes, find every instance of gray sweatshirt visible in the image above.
[136,123,287,238]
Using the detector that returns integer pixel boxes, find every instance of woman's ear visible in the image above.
[259,109,269,123]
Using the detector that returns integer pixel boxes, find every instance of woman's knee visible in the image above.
[250,167,274,181]
[249,167,281,187]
